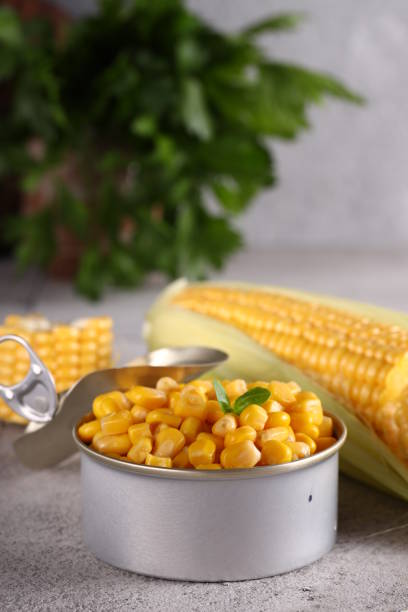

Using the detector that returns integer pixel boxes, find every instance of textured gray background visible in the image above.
[54,0,408,249]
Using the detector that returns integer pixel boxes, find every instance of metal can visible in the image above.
[73,412,346,581]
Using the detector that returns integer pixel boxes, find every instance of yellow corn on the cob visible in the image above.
[145,280,408,500]
[0,314,113,424]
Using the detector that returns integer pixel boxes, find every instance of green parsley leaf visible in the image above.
[212,379,232,414]
[233,387,271,415]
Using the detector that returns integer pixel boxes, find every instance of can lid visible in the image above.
[73,411,347,481]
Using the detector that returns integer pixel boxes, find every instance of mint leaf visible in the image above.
[212,379,232,414]
[233,387,271,415]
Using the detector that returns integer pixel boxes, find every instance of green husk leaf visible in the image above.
[145,279,408,502]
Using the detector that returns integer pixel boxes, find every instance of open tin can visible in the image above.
[73,412,346,582]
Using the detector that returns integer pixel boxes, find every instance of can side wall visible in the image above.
[80,453,338,581]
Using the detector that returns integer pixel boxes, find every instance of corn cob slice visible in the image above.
[0,314,113,424]
[145,280,408,501]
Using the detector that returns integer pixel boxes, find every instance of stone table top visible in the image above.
[1,249,408,611]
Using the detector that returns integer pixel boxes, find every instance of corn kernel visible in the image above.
[127,437,153,463]
[101,410,133,435]
[269,381,297,406]
[173,446,192,468]
[93,396,119,419]
[316,436,337,452]
[263,399,284,414]
[257,426,290,448]
[125,386,167,410]
[265,411,291,428]
[156,377,180,393]
[295,432,317,454]
[285,440,311,460]
[224,426,257,447]
[93,433,131,456]
[239,404,268,431]
[131,404,149,424]
[128,423,152,444]
[212,413,237,437]
[146,409,182,428]
[220,440,261,469]
[188,438,216,467]
[174,385,208,420]
[145,454,172,468]
[155,427,185,458]
[77,419,101,443]
[154,423,169,434]
[206,400,224,423]
[225,379,247,400]
[197,432,224,451]
[319,415,334,437]
[261,440,293,465]
[196,464,222,470]
[180,416,204,444]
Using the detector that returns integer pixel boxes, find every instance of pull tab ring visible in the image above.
[0,334,58,423]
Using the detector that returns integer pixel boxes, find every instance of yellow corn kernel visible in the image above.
[269,381,297,406]
[188,438,216,467]
[261,440,293,465]
[190,379,213,395]
[174,385,208,420]
[93,433,132,456]
[173,446,192,468]
[156,377,180,393]
[316,436,337,452]
[145,454,172,468]
[212,413,237,437]
[100,410,133,435]
[295,432,317,454]
[239,404,268,431]
[197,432,224,452]
[285,440,311,460]
[300,423,320,440]
[224,379,247,400]
[130,405,149,424]
[265,411,291,428]
[127,437,153,463]
[180,416,204,444]
[263,399,285,414]
[169,391,181,411]
[154,423,169,434]
[290,391,323,426]
[319,415,334,437]
[146,409,182,428]
[128,423,152,444]
[93,396,119,419]
[125,386,167,410]
[220,440,261,469]
[289,412,315,432]
[77,419,101,443]
[257,426,290,448]
[91,430,104,446]
[155,427,185,458]
[196,464,222,470]
[104,391,131,411]
[224,426,257,447]
[206,400,224,423]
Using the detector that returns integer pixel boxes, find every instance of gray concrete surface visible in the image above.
[1,250,408,611]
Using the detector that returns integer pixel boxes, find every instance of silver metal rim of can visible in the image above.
[73,410,347,481]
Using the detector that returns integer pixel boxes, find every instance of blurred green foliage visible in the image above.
[0,0,362,298]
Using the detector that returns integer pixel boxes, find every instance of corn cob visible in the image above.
[0,314,113,424]
[145,280,408,500]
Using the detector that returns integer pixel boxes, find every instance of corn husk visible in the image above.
[145,279,408,501]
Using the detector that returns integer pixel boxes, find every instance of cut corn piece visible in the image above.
[0,314,113,424]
